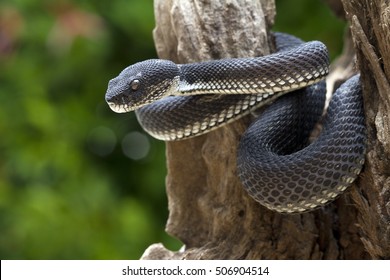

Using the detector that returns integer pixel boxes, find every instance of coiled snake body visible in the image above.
[105,33,366,213]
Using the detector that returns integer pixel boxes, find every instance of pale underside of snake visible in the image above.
[105,32,366,213]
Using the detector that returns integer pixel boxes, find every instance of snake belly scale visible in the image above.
[105,33,366,213]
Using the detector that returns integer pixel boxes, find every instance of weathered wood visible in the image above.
[341,0,390,259]
[140,0,388,260]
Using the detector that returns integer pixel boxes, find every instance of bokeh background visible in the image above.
[0,0,345,259]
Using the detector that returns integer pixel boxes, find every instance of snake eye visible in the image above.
[130,79,140,91]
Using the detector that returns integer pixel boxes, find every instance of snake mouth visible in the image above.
[107,102,132,113]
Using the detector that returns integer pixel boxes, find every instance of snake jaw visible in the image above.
[106,101,131,113]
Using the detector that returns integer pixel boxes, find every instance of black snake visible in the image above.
[105,33,366,213]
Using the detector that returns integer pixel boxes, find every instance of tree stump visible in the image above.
[141,0,390,259]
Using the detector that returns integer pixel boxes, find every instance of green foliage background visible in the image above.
[0,0,345,259]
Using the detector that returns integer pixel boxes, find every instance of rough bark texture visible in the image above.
[341,0,390,259]
[141,0,390,260]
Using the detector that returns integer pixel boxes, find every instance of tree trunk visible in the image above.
[340,0,390,259]
[141,0,390,260]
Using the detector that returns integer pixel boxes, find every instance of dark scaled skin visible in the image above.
[105,32,366,214]
[237,75,366,213]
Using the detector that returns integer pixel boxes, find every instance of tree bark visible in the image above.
[341,0,390,259]
[141,0,390,259]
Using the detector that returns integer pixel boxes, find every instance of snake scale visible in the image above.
[105,33,366,213]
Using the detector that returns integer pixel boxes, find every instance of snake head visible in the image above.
[105,59,179,113]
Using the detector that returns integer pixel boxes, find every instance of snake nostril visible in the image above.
[105,94,119,104]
